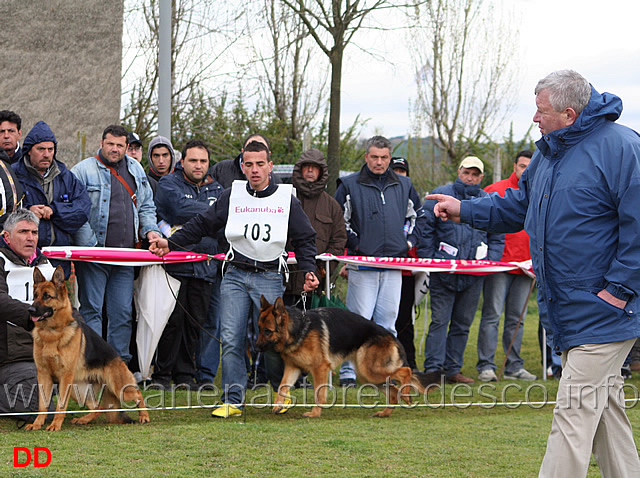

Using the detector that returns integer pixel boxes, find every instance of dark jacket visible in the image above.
[0,239,49,367]
[417,178,504,292]
[0,149,24,229]
[155,170,223,282]
[13,122,91,248]
[286,149,347,294]
[168,180,318,274]
[461,86,640,351]
[335,164,419,257]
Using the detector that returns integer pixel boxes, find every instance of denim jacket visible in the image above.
[71,153,160,246]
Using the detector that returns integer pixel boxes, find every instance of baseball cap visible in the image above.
[391,157,409,175]
[127,132,142,146]
[458,156,484,174]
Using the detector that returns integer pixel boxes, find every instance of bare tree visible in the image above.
[121,0,241,145]
[280,0,391,193]
[410,0,518,167]
[245,0,327,161]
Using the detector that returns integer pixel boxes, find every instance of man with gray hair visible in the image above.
[426,69,640,477]
[0,209,54,421]
[334,135,420,386]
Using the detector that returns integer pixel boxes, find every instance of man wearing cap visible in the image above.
[12,121,91,277]
[416,156,504,383]
[126,132,143,162]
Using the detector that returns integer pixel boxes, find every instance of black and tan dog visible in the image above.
[24,266,149,431]
[257,296,439,418]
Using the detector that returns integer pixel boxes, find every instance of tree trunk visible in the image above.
[326,46,343,196]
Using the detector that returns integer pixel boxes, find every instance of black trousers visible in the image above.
[153,277,212,382]
[395,274,417,370]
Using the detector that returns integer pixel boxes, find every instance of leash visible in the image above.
[156,255,221,345]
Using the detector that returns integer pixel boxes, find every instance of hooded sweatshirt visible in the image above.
[20,121,61,203]
[147,136,177,182]
[287,148,347,294]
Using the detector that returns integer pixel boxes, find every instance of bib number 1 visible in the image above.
[243,223,272,242]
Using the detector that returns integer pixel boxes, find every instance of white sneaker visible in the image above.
[478,369,498,382]
[504,368,537,381]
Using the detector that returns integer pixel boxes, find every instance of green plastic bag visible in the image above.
[309,292,348,310]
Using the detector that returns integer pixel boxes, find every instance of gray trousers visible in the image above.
[0,361,40,421]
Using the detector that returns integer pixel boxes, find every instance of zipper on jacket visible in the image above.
[380,191,386,204]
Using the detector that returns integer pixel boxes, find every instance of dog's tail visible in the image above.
[410,371,442,394]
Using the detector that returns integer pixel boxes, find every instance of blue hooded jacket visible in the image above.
[461,87,640,352]
[12,121,91,249]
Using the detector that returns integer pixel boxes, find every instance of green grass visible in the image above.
[2,288,640,477]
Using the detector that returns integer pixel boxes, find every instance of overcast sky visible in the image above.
[339,0,640,141]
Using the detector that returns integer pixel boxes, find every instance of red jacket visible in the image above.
[484,172,530,274]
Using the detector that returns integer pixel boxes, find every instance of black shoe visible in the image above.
[339,378,357,387]
[173,376,197,391]
[147,379,171,390]
[621,366,632,380]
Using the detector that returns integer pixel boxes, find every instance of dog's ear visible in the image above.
[260,294,271,310]
[52,265,65,287]
[33,267,45,284]
[274,296,286,314]
[273,297,288,327]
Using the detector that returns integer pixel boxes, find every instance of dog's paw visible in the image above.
[302,410,322,418]
[138,414,150,424]
[45,423,62,431]
[24,423,41,431]
[373,410,393,418]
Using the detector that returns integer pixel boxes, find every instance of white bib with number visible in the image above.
[225,181,292,262]
[0,251,55,303]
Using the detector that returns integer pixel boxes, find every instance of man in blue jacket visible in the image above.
[334,136,420,386]
[417,157,504,384]
[12,121,90,277]
[151,139,223,388]
[427,70,640,477]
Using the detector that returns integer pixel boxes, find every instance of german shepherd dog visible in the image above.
[24,266,150,431]
[257,296,439,418]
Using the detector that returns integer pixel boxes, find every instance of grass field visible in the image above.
[2,288,640,477]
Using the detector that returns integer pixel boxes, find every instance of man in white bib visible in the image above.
[0,209,55,421]
[150,140,319,417]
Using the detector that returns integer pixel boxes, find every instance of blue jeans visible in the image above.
[219,265,284,405]
[424,274,483,376]
[76,262,134,363]
[196,278,221,383]
[476,273,532,374]
[340,268,402,380]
